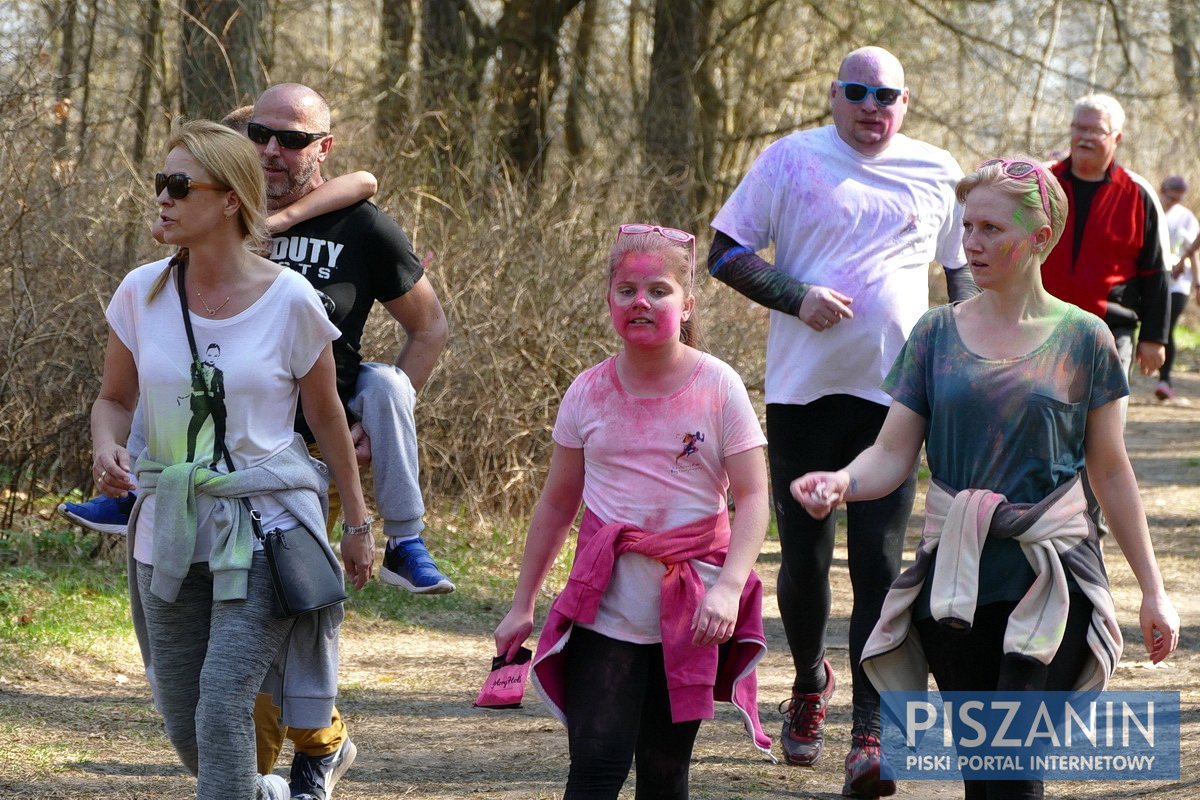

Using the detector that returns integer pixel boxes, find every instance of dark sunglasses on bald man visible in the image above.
[155,172,227,200]
[246,122,328,150]
[836,81,903,106]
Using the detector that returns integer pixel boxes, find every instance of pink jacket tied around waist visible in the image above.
[531,508,775,761]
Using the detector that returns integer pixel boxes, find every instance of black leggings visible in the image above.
[1160,291,1189,385]
[767,398,916,733]
[563,627,702,800]
[914,596,1094,800]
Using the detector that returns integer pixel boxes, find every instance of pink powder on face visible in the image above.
[608,252,687,347]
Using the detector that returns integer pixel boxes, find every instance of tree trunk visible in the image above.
[1024,0,1062,153]
[643,0,698,227]
[179,0,267,119]
[1168,0,1200,102]
[75,0,99,160]
[564,0,598,159]
[493,0,582,183]
[52,0,78,161]
[377,0,414,135]
[692,0,720,216]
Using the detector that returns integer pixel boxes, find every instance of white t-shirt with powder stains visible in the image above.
[712,125,968,406]
[552,353,766,644]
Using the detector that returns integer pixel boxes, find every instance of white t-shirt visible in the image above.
[1165,203,1200,295]
[552,353,767,643]
[711,125,968,406]
[106,258,340,565]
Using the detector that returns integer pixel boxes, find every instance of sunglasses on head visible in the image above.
[246,122,328,150]
[978,159,1052,222]
[154,172,227,200]
[617,223,697,279]
[836,81,903,106]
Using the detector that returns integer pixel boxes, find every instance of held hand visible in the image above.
[494,608,534,663]
[790,471,849,519]
[1140,591,1180,664]
[1135,342,1166,375]
[93,445,135,498]
[799,286,854,332]
[691,582,740,647]
[339,531,375,590]
[1171,259,1186,280]
[350,422,372,466]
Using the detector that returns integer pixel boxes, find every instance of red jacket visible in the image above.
[530,508,774,760]
[1041,159,1169,342]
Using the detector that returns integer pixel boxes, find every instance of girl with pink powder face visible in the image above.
[494,225,773,798]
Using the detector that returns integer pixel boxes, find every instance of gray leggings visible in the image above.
[137,554,292,800]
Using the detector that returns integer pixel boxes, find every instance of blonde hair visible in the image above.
[956,157,1068,257]
[148,119,270,301]
[607,229,704,349]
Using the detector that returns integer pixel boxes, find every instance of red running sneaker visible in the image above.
[779,658,835,766]
[842,731,897,798]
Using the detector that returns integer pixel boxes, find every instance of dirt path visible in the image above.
[3,370,1199,799]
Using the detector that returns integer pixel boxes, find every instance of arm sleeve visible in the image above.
[1133,183,1171,343]
[719,365,768,458]
[551,377,586,449]
[707,230,811,314]
[881,311,935,419]
[287,277,343,379]
[944,264,980,302]
[367,207,425,302]
[105,270,149,360]
[1089,322,1131,408]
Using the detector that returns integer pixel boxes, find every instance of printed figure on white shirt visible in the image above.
[708,45,978,799]
[186,342,227,468]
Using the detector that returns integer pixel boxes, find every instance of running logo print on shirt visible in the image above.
[672,431,705,474]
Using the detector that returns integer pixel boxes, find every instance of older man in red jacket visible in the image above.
[1042,94,1170,386]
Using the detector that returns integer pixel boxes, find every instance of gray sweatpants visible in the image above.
[349,362,425,538]
[137,554,292,800]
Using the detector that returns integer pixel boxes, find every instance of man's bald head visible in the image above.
[838,47,905,88]
[253,83,331,133]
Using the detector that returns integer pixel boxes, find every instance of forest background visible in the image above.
[3,0,1200,525]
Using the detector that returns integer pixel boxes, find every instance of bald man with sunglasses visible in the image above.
[248,83,450,800]
[709,46,977,799]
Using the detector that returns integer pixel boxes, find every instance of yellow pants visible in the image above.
[254,693,347,771]
[253,441,346,770]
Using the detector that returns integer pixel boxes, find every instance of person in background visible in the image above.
[1155,174,1198,402]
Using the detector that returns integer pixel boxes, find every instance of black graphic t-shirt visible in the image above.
[268,200,424,435]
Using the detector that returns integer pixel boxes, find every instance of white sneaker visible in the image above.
[257,773,291,800]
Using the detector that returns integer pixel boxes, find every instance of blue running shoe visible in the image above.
[57,493,136,536]
[379,536,455,594]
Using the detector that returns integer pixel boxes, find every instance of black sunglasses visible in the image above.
[246,122,328,150]
[154,172,227,200]
[836,81,903,106]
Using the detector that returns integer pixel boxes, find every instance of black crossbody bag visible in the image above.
[176,262,347,618]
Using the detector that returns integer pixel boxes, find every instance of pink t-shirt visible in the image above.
[553,353,767,643]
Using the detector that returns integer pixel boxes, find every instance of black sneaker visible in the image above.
[290,737,356,800]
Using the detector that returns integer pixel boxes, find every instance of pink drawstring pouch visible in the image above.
[473,647,532,709]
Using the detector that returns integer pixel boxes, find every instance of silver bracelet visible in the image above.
[342,518,373,537]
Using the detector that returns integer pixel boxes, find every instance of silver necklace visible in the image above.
[196,290,232,316]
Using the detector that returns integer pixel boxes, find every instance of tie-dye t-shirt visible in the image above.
[883,302,1128,611]
[552,352,767,643]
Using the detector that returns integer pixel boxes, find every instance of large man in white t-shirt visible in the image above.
[709,46,976,799]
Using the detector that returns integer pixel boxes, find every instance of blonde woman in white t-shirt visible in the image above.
[89,120,368,800]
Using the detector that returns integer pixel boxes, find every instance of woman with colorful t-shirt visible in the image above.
[493,225,772,798]
[791,158,1179,800]
[89,120,369,800]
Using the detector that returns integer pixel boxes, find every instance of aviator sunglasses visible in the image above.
[246,122,328,150]
[836,81,903,106]
[978,158,1052,222]
[155,172,228,200]
[617,223,697,279]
